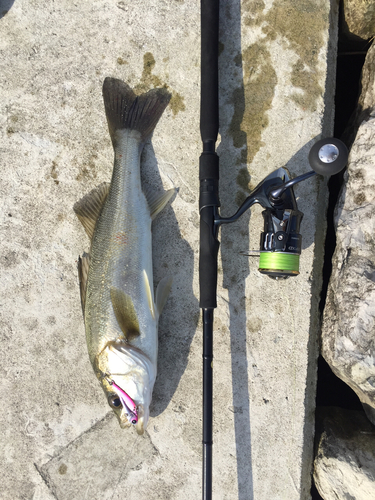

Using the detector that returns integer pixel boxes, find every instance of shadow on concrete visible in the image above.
[141,143,199,418]
[0,0,15,19]
[217,1,254,498]
[283,136,321,252]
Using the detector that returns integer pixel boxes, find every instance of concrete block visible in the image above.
[0,1,338,498]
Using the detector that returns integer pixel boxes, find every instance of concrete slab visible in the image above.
[0,1,338,499]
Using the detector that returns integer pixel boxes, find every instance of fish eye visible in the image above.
[131,419,137,425]
[108,396,122,409]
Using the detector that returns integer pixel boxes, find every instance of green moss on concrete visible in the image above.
[135,52,186,117]
[243,0,328,112]
[229,43,277,163]
[229,0,329,165]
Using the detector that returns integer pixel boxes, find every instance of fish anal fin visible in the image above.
[78,252,90,317]
[143,270,156,320]
[73,182,110,241]
[144,187,176,220]
[110,288,140,342]
[156,276,173,315]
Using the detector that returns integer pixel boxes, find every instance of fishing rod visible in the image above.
[199,0,219,498]
[198,2,349,498]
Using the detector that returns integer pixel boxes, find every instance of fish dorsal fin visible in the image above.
[144,187,176,221]
[78,252,90,317]
[73,182,110,241]
[156,276,173,315]
[143,270,156,320]
[110,288,140,342]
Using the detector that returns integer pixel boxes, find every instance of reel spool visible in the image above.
[259,208,303,279]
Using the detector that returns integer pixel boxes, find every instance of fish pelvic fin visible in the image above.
[156,276,173,316]
[102,77,171,144]
[110,288,141,342]
[144,187,176,221]
[78,252,90,317]
[73,182,110,241]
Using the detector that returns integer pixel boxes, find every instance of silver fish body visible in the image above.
[74,78,174,434]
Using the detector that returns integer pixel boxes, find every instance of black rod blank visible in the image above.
[199,1,220,499]
[200,0,219,145]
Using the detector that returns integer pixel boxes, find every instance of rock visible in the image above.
[342,0,375,41]
[343,42,375,147]
[322,110,375,423]
[314,407,375,500]
[322,41,375,423]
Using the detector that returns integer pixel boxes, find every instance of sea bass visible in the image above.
[74,77,175,434]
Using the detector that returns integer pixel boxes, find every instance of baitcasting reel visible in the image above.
[215,138,348,279]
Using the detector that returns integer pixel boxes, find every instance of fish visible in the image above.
[74,77,175,434]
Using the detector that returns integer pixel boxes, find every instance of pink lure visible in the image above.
[111,380,138,425]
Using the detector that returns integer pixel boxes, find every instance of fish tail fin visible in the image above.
[102,77,171,144]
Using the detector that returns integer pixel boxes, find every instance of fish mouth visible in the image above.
[99,341,155,432]
[116,402,147,434]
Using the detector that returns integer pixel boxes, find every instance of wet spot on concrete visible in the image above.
[290,59,322,112]
[247,316,263,333]
[51,161,59,185]
[242,0,265,27]
[243,0,327,112]
[58,463,67,475]
[136,52,164,91]
[135,52,186,117]
[229,0,328,164]
[117,57,128,65]
[169,92,186,116]
[229,43,277,164]
[76,152,99,181]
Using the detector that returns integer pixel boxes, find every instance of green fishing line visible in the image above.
[259,252,299,273]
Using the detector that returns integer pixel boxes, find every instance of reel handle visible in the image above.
[269,138,348,201]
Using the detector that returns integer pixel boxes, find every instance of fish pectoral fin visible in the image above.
[143,270,156,320]
[110,288,140,341]
[144,187,176,221]
[78,252,90,318]
[73,182,110,240]
[156,276,173,315]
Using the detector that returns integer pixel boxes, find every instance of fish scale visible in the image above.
[86,130,153,363]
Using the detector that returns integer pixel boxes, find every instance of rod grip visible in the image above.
[199,153,220,309]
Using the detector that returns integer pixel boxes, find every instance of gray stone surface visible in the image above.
[322,110,375,424]
[343,42,375,147]
[314,407,375,500]
[342,0,375,41]
[0,1,338,499]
